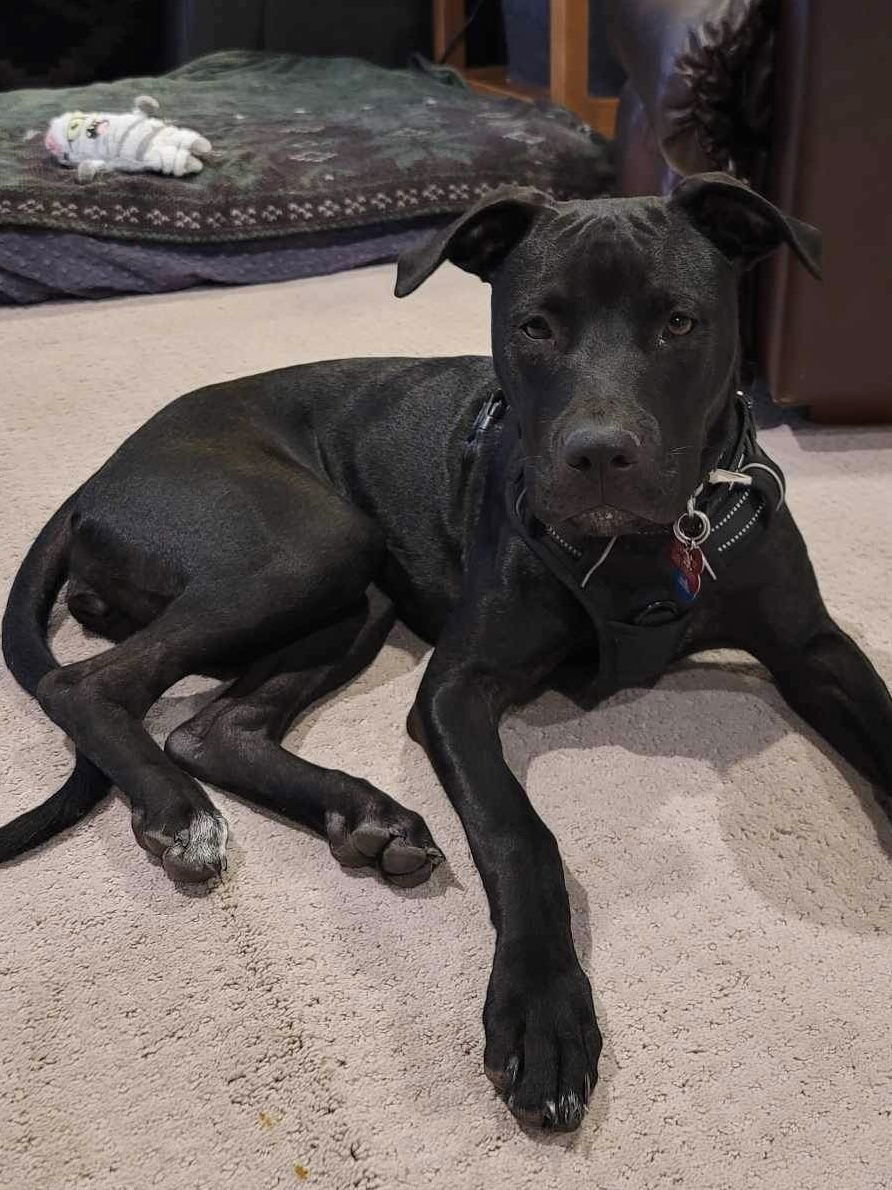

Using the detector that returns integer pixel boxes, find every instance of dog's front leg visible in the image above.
[411,551,600,1130]
[723,512,892,800]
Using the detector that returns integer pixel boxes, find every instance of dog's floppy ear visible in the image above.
[671,172,822,279]
[394,186,552,297]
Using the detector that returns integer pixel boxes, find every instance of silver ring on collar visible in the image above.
[673,509,711,546]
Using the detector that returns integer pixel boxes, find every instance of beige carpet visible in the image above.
[1,267,891,1190]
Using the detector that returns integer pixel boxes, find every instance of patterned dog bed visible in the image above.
[0,50,613,300]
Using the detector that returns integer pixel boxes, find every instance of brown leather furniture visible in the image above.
[606,0,892,422]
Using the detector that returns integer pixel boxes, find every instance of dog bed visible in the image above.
[0,51,613,303]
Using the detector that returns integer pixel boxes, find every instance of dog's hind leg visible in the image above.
[35,542,377,882]
[36,588,249,881]
[165,590,444,887]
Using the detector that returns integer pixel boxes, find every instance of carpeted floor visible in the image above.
[1,266,891,1190]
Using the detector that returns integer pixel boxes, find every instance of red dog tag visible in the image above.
[669,539,704,602]
[670,540,704,575]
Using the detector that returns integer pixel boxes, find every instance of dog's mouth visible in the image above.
[526,458,692,539]
[566,505,666,536]
[525,491,674,539]
[528,483,682,538]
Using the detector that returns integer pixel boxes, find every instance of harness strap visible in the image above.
[507,484,691,697]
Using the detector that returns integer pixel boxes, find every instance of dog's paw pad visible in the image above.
[380,839,430,875]
[349,822,393,859]
[326,803,443,888]
[131,806,171,857]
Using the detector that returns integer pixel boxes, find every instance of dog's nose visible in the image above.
[563,426,642,474]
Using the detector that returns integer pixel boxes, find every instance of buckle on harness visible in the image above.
[464,391,506,458]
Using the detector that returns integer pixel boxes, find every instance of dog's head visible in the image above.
[396,173,820,534]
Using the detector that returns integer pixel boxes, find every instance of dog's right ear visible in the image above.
[394,186,552,297]
[671,173,822,279]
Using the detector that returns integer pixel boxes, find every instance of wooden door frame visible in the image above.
[433,0,618,138]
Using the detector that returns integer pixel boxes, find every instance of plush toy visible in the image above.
[44,95,212,182]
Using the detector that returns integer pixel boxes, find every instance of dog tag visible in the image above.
[669,538,703,602]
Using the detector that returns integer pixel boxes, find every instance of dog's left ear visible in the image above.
[671,172,822,279]
[394,186,552,297]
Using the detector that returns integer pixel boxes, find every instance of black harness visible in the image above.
[467,390,785,700]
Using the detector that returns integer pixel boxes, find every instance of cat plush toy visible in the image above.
[44,95,212,182]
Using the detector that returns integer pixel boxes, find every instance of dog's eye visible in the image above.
[664,313,695,337]
[521,316,553,340]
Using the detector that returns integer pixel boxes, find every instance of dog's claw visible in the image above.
[485,1052,520,1095]
[556,1091,585,1131]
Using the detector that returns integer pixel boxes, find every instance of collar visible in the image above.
[467,387,785,698]
[668,391,785,581]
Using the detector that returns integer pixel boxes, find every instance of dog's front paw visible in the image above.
[324,784,444,888]
[484,942,601,1131]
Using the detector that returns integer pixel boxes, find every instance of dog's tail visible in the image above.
[1,495,111,862]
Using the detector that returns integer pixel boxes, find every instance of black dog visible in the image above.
[4,173,891,1132]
